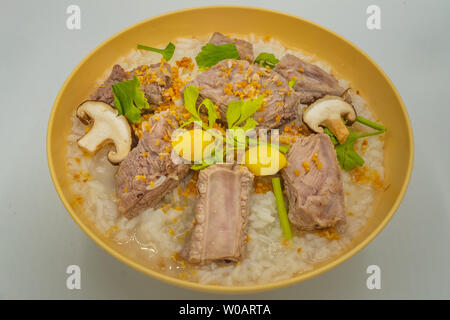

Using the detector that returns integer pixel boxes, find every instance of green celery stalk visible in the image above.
[271,177,293,240]
[356,116,386,131]
[355,116,386,139]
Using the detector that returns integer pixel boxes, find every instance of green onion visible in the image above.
[271,177,292,240]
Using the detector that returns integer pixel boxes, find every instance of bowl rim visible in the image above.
[47,5,414,294]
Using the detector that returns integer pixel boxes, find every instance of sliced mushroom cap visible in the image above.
[302,96,357,144]
[76,101,132,164]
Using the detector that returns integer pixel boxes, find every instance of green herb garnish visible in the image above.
[225,96,289,154]
[275,143,290,154]
[272,177,292,240]
[181,86,289,169]
[355,116,387,135]
[226,96,264,131]
[288,78,297,88]
[198,98,218,129]
[324,127,339,145]
[240,118,259,132]
[326,116,386,171]
[182,85,218,130]
[112,76,149,124]
[137,42,175,61]
[179,87,220,168]
[335,129,365,171]
[191,161,213,171]
[195,43,240,69]
[183,85,201,121]
[254,52,279,69]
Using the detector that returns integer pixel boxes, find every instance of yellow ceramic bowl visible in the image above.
[47,6,413,293]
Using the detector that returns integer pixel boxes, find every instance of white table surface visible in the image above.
[1,0,449,299]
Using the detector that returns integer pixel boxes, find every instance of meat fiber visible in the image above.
[281,133,346,230]
[91,63,172,108]
[131,63,172,107]
[186,59,300,129]
[274,54,348,105]
[90,65,132,105]
[116,111,189,219]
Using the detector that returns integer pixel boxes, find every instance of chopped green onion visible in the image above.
[271,177,292,240]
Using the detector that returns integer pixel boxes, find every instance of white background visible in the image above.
[1,0,449,299]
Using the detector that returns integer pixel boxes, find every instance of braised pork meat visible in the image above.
[274,54,348,105]
[116,111,189,219]
[281,133,345,230]
[187,59,300,129]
